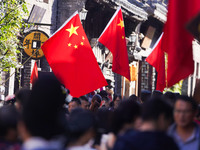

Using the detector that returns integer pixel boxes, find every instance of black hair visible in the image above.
[94,108,113,145]
[113,94,122,102]
[152,90,163,98]
[128,94,138,102]
[99,90,108,98]
[0,105,19,137]
[102,96,110,103]
[70,98,81,105]
[79,96,88,102]
[91,94,102,104]
[142,97,173,122]
[90,94,102,112]
[176,95,198,111]
[112,100,141,135]
[15,88,31,106]
[141,90,151,103]
[68,108,96,142]
[22,75,67,140]
[163,91,176,100]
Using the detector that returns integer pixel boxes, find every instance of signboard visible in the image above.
[141,26,156,49]
[27,5,46,23]
[23,30,48,59]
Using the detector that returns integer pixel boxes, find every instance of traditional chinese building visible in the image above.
[2,0,171,99]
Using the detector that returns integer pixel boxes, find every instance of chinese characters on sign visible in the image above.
[23,30,49,59]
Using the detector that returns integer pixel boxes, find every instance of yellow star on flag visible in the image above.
[82,36,85,40]
[122,36,124,39]
[117,19,124,29]
[74,45,78,49]
[68,43,72,47]
[66,24,79,37]
[81,42,84,46]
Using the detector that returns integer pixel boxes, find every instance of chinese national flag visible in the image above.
[41,12,107,97]
[146,34,165,92]
[98,7,130,80]
[162,0,200,87]
[30,62,38,85]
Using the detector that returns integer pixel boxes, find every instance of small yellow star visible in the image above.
[117,19,124,29]
[81,42,84,46]
[68,43,72,47]
[74,45,78,49]
[66,24,79,37]
[122,36,124,39]
[82,36,85,40]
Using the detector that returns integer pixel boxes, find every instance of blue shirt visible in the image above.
[113,129,179,150]
[168,123,200,150]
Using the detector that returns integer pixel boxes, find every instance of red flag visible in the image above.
[30,62,38,85]
[98,7,130,80]
[162,0,200,87]
[146,34,165,92]
[41,12,107,97]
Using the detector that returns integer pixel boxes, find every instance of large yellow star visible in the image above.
[117,19,124,29]
[66,24,79,37]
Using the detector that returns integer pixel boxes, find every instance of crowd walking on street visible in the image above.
[0,75,200,150]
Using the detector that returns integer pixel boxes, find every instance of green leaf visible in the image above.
[0,0,28,72]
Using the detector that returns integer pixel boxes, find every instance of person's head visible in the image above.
[91,94,102,104]
[68,108,96,146]
[174,95,197,128]
[142,97,173,131]
[79,96,89,110]
[128,94,138,102]
[90,94,102,112]
[112,100,141,135]
[96,108,113,134]
[68,98,81,113]
[22,75,67,140]
[15,88,31,112]
[152,90,163,98]
[99,90,108,99]
[101,96,110,108]
[113,94,122,109]
[0,105,19,142]
[162,91,177,106]
[4,95,16,106]
[140,90,151,103]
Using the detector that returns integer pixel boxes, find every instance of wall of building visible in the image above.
[4,0,56,95]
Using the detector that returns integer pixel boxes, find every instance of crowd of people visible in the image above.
[0,75,200,150]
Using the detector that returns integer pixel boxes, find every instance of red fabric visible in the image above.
[98,8,130,80]
[146,35,165,92]
[41,13,107,97]
[30,62,38,85]
[162,0,200,87]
